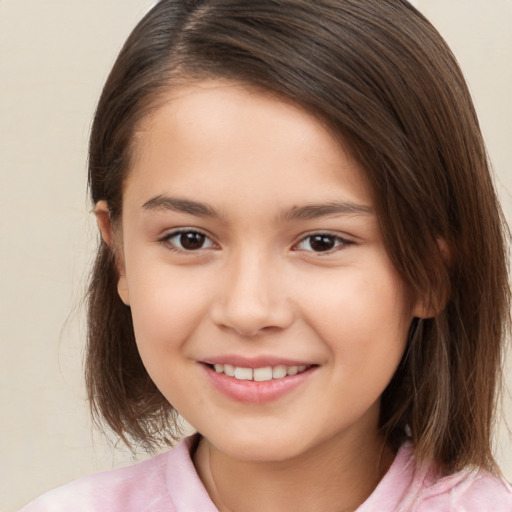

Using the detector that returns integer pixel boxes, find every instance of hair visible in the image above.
[86,0,510,473]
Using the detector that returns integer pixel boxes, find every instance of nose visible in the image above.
[210,251,295,337]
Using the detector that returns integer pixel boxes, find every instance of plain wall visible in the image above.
[1,1,511,510]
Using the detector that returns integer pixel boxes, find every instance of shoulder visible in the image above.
[415,468,512,512]
[18,437,203,512]
[19,452,172,512]
[362,443,512,512]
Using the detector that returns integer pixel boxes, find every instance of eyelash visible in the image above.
[159,229,353,254]
[160,229,217,252]
[293,232,353,254]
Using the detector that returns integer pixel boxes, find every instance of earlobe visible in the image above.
[411,281,449,320]
[117,276,131,306]
[412,237,451,319]
[412,288,447,319]
[94,201,130,306]
[412,300,435,320]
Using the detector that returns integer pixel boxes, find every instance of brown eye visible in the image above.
[180,232,206,250]
[164,230,215,251]
[295,233,350,253]
[309,235,336,252]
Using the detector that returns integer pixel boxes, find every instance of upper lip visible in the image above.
[202,355,315,368]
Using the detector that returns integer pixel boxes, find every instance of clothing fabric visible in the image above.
[20,435,512,511]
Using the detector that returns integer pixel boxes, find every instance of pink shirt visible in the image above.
[20,435,512,511]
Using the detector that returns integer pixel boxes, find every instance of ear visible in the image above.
[95,201,130,306]
[412,238,450,319]
[412,289,448,320]
[412,299,437,320]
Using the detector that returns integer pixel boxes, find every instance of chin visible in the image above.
[202,428,313,463]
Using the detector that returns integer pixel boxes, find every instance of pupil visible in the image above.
[180,232,205,250]
[310,235,335,251]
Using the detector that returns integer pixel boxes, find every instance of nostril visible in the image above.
[210,301,295,337]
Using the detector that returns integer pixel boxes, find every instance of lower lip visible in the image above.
[202,364,316,404]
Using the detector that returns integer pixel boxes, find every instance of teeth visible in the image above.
[272,365,287,379]
[287,366,298,376]
[234,367,253,380]
[211,363,310,381]
[253,367,272,382]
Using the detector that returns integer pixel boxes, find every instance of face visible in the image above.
[100,80,422,463]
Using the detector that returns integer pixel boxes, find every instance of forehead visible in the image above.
[125,79,373,213]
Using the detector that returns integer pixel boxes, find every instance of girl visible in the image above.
[21,0,512,510]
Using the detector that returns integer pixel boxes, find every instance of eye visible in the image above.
[295,233,351,253]
[162,229,216,251]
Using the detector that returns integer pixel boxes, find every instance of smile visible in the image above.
[202,361,317,404]
[211,364,309,381]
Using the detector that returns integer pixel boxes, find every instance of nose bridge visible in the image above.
[213,245,293,336]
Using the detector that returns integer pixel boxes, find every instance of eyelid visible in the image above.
[159,227,218,252]
[292,231,354,253]
[157,228,354,254]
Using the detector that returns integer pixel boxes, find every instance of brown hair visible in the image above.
[86,0,510,472]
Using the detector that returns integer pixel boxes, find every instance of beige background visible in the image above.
[1,1,511,510]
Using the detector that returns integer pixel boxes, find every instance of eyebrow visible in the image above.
[142,195,373,221]
[142,195,223,219]
[281,201,373,221]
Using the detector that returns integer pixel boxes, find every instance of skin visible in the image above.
[97,80,426,511]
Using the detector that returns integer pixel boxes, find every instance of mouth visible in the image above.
[205,363,311,381]
[200,360,318,404]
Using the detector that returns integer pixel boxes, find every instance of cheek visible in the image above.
[126,264,213,357]
[125,268,214,406]
[297,263,411,365]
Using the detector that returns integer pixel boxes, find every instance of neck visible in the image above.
[193,427,394,512]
